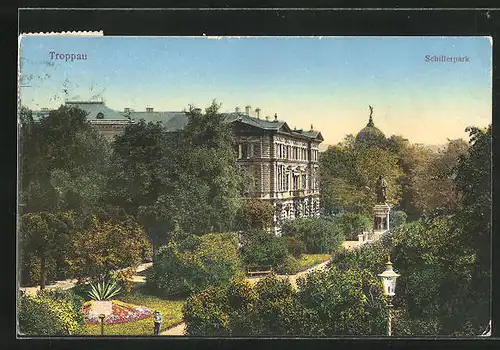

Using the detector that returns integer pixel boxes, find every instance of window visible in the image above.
[96,112,104,119]
[241,144,249,159]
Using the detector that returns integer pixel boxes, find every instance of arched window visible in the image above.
[96,112,104,119]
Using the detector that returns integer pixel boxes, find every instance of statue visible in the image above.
[375,175,388,203]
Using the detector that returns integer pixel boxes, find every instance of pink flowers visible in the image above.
[83,300,153,325]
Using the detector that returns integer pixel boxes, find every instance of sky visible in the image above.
[19,36,492,145]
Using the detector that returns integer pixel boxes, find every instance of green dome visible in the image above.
[355,115,385,146]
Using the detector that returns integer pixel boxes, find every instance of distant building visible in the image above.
[355,107,386,147]
[32,101,134,140]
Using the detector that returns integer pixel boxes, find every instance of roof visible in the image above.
[64,101,130,121]
[293,129,325,142]
[222,112,289,131]
[123,111,187,125]
[31,102,323,141]
[223,112,323,142]
[355,115,385,144]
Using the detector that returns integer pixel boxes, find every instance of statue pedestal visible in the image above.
[373,203,390,237]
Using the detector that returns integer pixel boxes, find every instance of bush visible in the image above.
[334,211,372,241]
[283,236,306,258]
[389,210,407,230]
[18,289,85,336]
[183,270,386,336]
[274,255,300,275]
[295,267,386,335]
[148,232,240,297]
[183,286,231,336]
[239,230,288,270]
[281,217,344,254]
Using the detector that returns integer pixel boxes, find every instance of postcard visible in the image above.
[17,34,492,338]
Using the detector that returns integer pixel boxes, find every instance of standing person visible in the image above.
[153,310,162,335]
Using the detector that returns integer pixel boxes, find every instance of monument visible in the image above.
[372,175,391,241]
[360,175,391,242]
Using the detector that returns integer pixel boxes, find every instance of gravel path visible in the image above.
[19,262,154,296]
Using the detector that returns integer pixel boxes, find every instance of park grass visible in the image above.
[295,253,331,273]
[80,284,185,336]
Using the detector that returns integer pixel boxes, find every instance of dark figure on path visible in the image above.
[153,310,162,335]
[376,175,388,203]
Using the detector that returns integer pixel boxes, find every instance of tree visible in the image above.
[107,101,244,252]
[236,199,275,230]
[319,140,404,215]
[67,217,150,282]
[20,211,75,289]
[411,139,469,216]
[19,105,110,215]
[353,146,404,210]
[453,125,491,330]
[395,144,436,220]
[176,102,244,233]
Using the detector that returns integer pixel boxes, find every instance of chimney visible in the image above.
[274,113,278,122]
[124,107,130,113]
[255,107,261,119]
[310,124,314,131]
[235,106,240,113]
[245,105,251,116]
[146,107,154,112]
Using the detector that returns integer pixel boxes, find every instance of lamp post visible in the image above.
[98,314,105,336]
[378,256,400,336]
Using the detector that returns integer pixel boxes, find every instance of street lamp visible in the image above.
[98,314,105,335]
[378,256,400,336]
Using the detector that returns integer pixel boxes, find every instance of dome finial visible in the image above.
[367,105,374,127]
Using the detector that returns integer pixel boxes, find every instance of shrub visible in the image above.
[283,236,306,258]
[389,210,407,230]
[281,217,344,254]
[183,270,386,337]
[334,211,372,241]
[148,232,240,297]
[18,289,85,336]
[239,230,288,270]
[295,267,386,336]
[274,255,300,275]
[183,286,231,336]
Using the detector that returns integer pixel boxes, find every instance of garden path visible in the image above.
[19,262,153,296]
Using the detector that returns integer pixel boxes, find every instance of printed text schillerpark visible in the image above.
[424,55,470,63]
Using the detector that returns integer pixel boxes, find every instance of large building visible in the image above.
[33,101,323,230]
[222,110,323,229]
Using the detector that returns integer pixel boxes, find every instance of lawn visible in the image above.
[80,284,185,336]
[295,254,331,273]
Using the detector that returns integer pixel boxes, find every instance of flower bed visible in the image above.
[83,300,153,325]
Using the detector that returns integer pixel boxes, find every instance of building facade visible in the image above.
[225,112,323,231]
